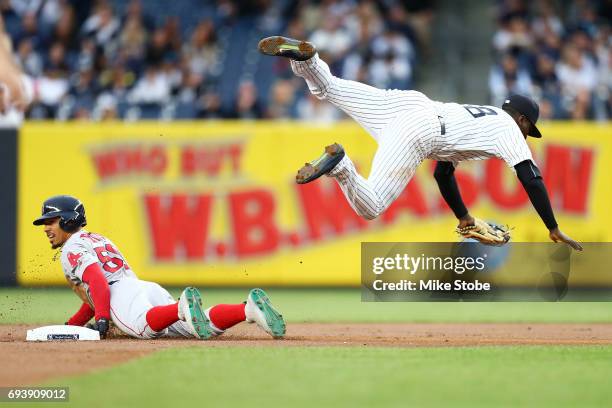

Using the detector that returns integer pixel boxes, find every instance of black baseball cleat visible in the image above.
[296,143,345,184]
[258,36,316,61]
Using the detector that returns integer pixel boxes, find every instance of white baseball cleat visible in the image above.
[245,288,286,338]
[178,287,214,339]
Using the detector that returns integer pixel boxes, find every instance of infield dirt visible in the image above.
[2,322,611,386]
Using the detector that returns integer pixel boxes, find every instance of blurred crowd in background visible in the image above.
[0,0,432,121]
[0,0,609,121]
[490,0,610,120]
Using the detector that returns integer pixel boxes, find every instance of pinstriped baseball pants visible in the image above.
[291,55,438,220]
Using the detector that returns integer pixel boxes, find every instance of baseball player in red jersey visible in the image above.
[258,36,582,251]
[34,195,286,339]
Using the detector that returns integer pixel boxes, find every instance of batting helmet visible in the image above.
[33,195,87,233]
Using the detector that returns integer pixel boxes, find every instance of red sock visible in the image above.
[146,303,179,332]
[208,303,246,330]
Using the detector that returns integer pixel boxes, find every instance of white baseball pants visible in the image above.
[109,277,195,339]
[291,55,439,220]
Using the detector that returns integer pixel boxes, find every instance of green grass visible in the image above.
[1,287,612,324]
[3,288,611,407]
[22,346,609,408]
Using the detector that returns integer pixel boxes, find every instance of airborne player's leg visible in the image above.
[259,36,438,220]
[290,54,411,142]
[259,36,413,142]
[326,114,433,219]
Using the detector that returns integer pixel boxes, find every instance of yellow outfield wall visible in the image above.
[17,121,612,286]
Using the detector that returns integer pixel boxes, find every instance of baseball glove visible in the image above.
[456,218,510,246]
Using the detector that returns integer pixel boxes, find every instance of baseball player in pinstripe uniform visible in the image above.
[259,36,582,250]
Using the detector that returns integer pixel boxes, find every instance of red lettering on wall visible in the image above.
[181,148,195,175]
[91,145,168,181]
[144,194,212,260]
[180,143,244,177]
[149,146,167,176]
[92,152,118,179]
[543,145,593,213]
[485,159,528,209]
[228,144,243,173]
[297,181,369,240]
[229,190,280,257]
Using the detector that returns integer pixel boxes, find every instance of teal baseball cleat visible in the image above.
[178,287,214,339]
[245,288,286,338]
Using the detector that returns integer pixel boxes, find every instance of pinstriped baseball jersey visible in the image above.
[429,101,534,168]
[291,54,533,220]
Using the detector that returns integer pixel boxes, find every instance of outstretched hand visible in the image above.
[549,227,583,251]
